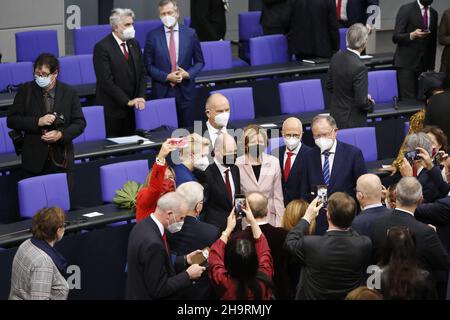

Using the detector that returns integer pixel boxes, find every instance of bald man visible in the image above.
[352,174,393,237]
[199,133,241,231]
[204,94,231,147]
[272,117,311,206]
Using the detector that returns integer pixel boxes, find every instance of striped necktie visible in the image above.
[323,151,331,185]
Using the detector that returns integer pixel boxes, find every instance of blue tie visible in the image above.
[323,151,331,185]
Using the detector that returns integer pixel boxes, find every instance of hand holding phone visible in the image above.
[234,195,246,219]
[168,137,188,148]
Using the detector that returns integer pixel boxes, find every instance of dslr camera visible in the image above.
[405,150,421,162]
[44,112,65,131]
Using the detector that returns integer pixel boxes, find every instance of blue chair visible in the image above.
[368,70,399,105]
[339,28,348,51]
[59,55,95,85]
[279,79,325,114]
[210,88,255,122]
[266,137,285,156]
[404,121,410,137]
[238,11,264,62]
[184,17,191,27]
[18,173,70,219]
[77,54,96,84]
[0,117,15,154]
[135,20,162,49]
[0,62,33,92]
[74,106,106,144]
[73,24,111,55]
[337,127,378,162]
[15,30,59,62]
[201,41,233,71]
[100,160,149,203]
[135,98,178,131]
[249,34,289,66]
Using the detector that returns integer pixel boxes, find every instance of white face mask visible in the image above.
[167,221,184,233]
[122,26,136,40]
[284,137,300,151]
[193,156,210,171]
[35,75,52,88]
[315,137,334,152]
[214,112,230,128]
[161,15,177,28]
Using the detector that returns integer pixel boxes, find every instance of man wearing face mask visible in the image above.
[299,115,367,235]
[144,0,205,128]
[204,93,231,148]
[7,53,86,191]
[393,0,438,101]
[173,133,211,187]
[272,117,311,207]
[199,133,241,231]
[94,8,147,138]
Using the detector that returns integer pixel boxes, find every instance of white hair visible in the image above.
[346,23,369,50]
[156,191,187,216]
[176,182,204,212]
[110,8,135,27]
[395,177,423,207]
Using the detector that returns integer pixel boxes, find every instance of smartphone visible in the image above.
[168,137,188,148]
[433,152,443,166]
[234,194,246,218]
[421,29,431,33]
[405,150,420,162]
[317,185,328,207]
[191,248,209,266]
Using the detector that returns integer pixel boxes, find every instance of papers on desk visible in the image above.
[107,135,154,145]
[302,58,330,64]
[83,212,105,218]
[260,123,278,128]
[360,55,374,60]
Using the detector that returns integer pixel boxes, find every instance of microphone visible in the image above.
[104,139,145,150]
[393,96,399,110]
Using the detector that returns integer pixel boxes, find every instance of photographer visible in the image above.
[7,53,86,190]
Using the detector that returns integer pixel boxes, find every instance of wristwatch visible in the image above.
[155,157,166,166]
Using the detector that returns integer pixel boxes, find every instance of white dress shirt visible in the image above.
[347,48,361,57]
[336,0,349,21]
[151,214,165,236]
[283,142,302,171]
[206,120,227,147]
[320,139,337,176]
[164,23,180,63]
[396,208,415,217]
[112,32,128,55]
[214,158,235,199]
[362,203,384,211]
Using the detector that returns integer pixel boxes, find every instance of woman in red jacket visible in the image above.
[136,140,178,223]
[208,203,274,300]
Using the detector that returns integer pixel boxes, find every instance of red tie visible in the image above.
[336,0,342,20]
[413,166,418,178]
[284,152,294,182]
[121,43,129,61]
[225,169,232,202]
[162,233,170,256]
[423,6,429,30]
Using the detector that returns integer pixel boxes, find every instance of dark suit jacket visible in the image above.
[284,219,372,300]
[93,34,146,119]
[7,81,86,174]
[424,91,450,142]
[200,163,241,231]
[287,0,340,58]
[370,209,449,273]
[352,205,393,237]
[300,141,367,234]
[190,0,226,41]
[327,50,373,129]
[273,144,311,206]
[144,25,204,102]
[393,1,438,71]
[345,0,380,26]
[126,217,191,300]
[417,166,450,203]
[261,0,291,34]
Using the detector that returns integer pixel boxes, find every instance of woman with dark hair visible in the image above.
[208,202,274,300]
[378,226,438,300]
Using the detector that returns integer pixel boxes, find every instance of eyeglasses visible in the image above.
[283,134,302,139]
[313,129,335,140]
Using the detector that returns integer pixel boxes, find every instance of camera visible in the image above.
[44,112,65,131]
[234,195,246,218]
[405,150,421,162]
[433,152,443,166]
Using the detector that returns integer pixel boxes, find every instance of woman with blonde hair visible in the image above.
[281,199,316,235]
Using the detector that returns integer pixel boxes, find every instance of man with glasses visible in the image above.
[299,115,367,235]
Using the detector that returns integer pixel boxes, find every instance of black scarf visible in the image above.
[31,237,68,278]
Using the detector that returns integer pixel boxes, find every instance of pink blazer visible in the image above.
[236,153,285,227]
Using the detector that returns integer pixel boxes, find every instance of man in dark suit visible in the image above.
[370,177,449,275]
[328,23,374,129]
[393,0,438,101]
[425,91,450,141]
[261,0,290,35]
[352,174,393,237]
[93,8,147,138]
[199,133,240,231]
[272,117,311,206]
[300,115,367,234]
[168,181,220,300]
[144,0,205,128]
[287,0,340,60]
[126,192,206,300]
[190,0,227,41]
[284,193,372,300]
[7,53,86,191]
[337,0,380,28]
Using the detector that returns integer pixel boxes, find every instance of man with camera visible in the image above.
[7,53,86,190]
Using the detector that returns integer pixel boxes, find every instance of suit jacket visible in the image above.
[370,209,449,273]
[300,141,367,234]
[417,166,450,203]
[352,205,393,237]
[7,81,86,174]
[125,217,191,300]
[438,9,450,72]
[190,0,226,41]
[93,34,146,119]
[261,0,291,33]
[345,0,380,26]
[236,153,285,227]
[284,219,372,300]
[273,144,312,206]
[424,91,450,142]
[200,163,241,231]
[287,0,340,58]
[144,24,204,102]
[393,1,438,71]
[327,50,373,129]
